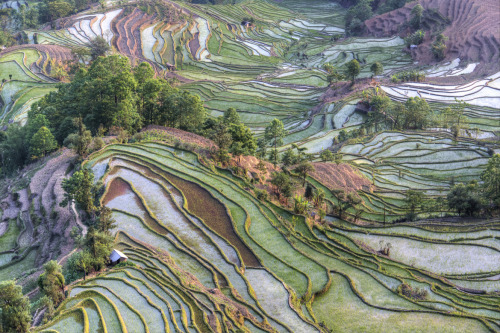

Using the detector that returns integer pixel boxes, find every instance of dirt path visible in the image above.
[71,202,87,237]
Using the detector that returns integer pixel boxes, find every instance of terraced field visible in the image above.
[0,45,72,125]
[1,0,499,332]
[35,141,499,332]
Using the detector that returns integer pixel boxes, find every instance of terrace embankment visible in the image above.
[365,0,500,76]
[162,171,262,268]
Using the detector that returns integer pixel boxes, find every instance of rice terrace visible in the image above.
[0,0,499,332]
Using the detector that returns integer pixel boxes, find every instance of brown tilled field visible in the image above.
[365,0,500,75]
[310,162,373,193]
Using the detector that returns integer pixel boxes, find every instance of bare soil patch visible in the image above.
[310,162,374,193]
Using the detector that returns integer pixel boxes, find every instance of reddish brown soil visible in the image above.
[365,0,500,75]
[310,162,374,193]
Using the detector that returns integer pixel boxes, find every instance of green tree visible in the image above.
[0,280,31,333]
[481,154,500,208]
[229,123,257,157]
[87,36,111,60]
[84,227,114,270]
[332,189,361,220]
[282,148,298,167]
[223,107,240,125]
[68,117,93,156]
[410,4,424,29]
[447,182,482,216]
[294,161,314,186]
[404,190,424,220]
[264,119,287,166]
[158,90,206,132]
[30,126,57,159]
[320,149,334,162]
[404,97,430,129]
[432,34,448,60]
[293,195,310,214]
[0,125,29,174]
[38,260,65,306]
[345,0,373,35]
[345,59,361,84]
[270,172,292,200]
[61,168,97,216]
[76,251,93,280]
[370,62,384,77]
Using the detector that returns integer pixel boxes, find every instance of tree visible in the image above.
[264,119,287,166]
[84,227,114,271]
[96,206,116,235]
[447,182,482,216]
[404,97,430,129]
[87,36,111,60]
[270,171,293,201]
[404,190,424,220]
[345,0,373,35]
[0,281,31,333]
[66,117,93,156]
[345,59,361,84]
[481,154,500,208]
[293,195,310,214]
[61,168,97,216]
[432,34,448,60]
[294,161,314,186]
[229,123,257,158]
[282,148,298,167]
[320,149,333,162]
[76,251,93,280]
[323,63,345,85]
[223,107,240,125]
[158,90,206,133]
[0,125,29,174]
[410,4,424,29]
[332,189,361,220]
[38,260,65,306]
[30,126,57,159]
[370,62,383,78]
[312,188,325,208]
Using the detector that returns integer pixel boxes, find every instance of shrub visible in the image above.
[404,30,425,46]
[254,188,268,201]
[397,282,428,300]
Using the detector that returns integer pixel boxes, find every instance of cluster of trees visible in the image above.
[363,90,473,137]
[0,113,59,175]
[61,168,116,282]
[324,59,383,86]
[0,55,209,175]
[207,108,257,164]
[0,281,31,332]
[31,55,206,139]
[432,33,448,60]
[403,155,500,220]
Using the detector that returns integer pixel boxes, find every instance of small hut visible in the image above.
[109,249,128,265]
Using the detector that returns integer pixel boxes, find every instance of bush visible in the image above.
[397,282,428,300]
[391,70,425,83]
[114,261,136,269]
[404,30,425,46]
[254,189,268,201]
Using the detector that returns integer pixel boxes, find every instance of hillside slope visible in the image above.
[365,0,500,75]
